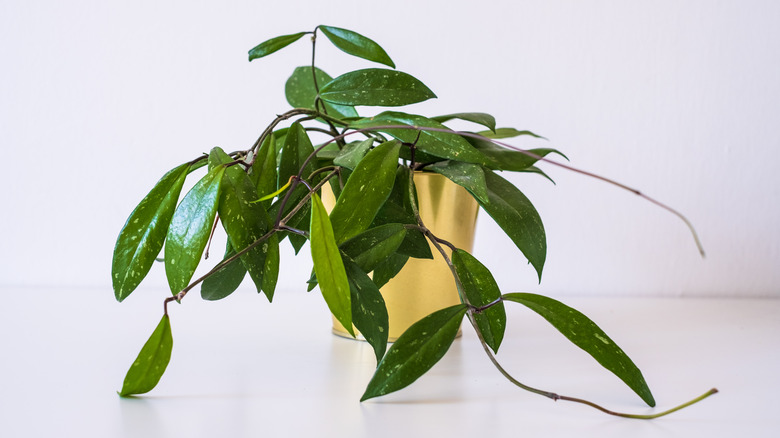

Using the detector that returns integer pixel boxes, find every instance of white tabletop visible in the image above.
[1,287,777,437]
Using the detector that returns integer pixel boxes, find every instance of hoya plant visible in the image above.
[112,25,715,418]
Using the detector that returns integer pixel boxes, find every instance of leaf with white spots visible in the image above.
[118,315,173,397]
[343,256,388,362]
[201,242,246,301]
[285,66,358,119]
[361,304,467,401]
[319,69,436,107]
[319,26,395,68]
[502,293,656,407]
[112,163,190,302]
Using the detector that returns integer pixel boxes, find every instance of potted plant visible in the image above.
[112,25,716,418]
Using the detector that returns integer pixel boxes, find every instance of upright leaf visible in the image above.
[451,249,506,353]
[165,165,225,294]
[343,257,389,362]
[319,69,436,107]
[427,161,489,204]
[361,304,467,401]
[112,163,190,302]
[278,123,316,253]
[285,66,358,119]
[329,140,401,243]
[310,194,353,336]
[319,25,395,68]
[431,112,496,132]
[248,32,306,61]
[502,293,656,407]
[201,242,246,301]
[118,315,173,397]
[478,169,546,281]
[250,134,278,209]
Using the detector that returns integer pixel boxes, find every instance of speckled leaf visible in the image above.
[262,233,280,299]
[285,66,358,119]
[361,304,467,401]
[502,293,655,407]
[468,135,567,172]
[311,194,353,336]
[112,163,190,302]
[319,25,395,68]
[201,242,246,301]
[165,165,225,294]
[250,134,278,209]
[319,69,435,107]
[340,223,407,273]
[344,257,389,362]
[279,123,316,253]
[371,253,409,289]
[329,140,400,244]
[452,249,506,353]
[431,112,496,132]
[333,138,373,170]
[479,169,546,282]
[428,161,489,204]
[248,32,306,61]
[118,315,173,397]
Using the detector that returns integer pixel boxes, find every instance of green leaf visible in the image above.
[329,140,401,243]
[343,257,389,362]
[248,32,306,61]
[340,223,407,273]
[371,253,409,289]
[427,161,489,204]
[361,304,467,401]
[333,138,373,170]
[431,112,496,132]
[165,165,225,294]
[112,163,190,302]
[502,293,656,407]
[478,169,546,281]
[319,25,395,68]
[285,66,358,119]
[476,127,546,140]
[352,112,487,165]
[310,194,353,336]
[451,249,506,353]
[209,148,275,301]
[278,123,316,254]
[468,135,567,172]
[319,69,436,107]
[262,233,280,299]
[118,315,173,397]
[201,242,246,301]
[250,134,278,209]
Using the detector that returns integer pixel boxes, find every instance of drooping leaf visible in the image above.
[285,66,358,119]
[521,165,557,184]
[278,123,316,253]
[262,233,280,299]
[329,140,401,244]
[431,112,496,132]
[371,253,409,289]
[478,169,546,281]
[361,304,468,401]
[427,161,489,204]
[112,163,190,302]
[451,249,506,353]
[333,138,373,170]
[343,257,389,362]
[250,134,278,209]
[340,223,407,273]
[352,112,487,165]
[467,135,567,172]
[502,293,656,407]
[319,25,395,68]
[248,32,306,61]
[319,69,436,107]
[201,242,246,301]
[118,315,173,397]
[165,165,225,294]
[476,127,546,140]
[310,194,353,336]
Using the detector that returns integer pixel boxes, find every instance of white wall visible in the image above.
[1,0,778,297]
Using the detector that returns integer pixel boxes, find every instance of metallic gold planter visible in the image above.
[324,172,479,341]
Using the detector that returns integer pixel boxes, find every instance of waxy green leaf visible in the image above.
[478,169,546,281]
[118,315,173,397]
[248,32,306,61]
[428,161,489,204]
[502,293,656,407]
[371,253,409,289]
[344,257,389,362]
[319,25,395,68]
[431,112,496,132]
[340,223,407,273]
[165,165,225,294]
[285,66,358,119]
[310,194,353,336]
[477,127,545,140]
[452,249,506,353]
[329,140,401,244]
[467,135,567,172]
[250,134,278,209]
[113,163,190,302]
[319,69,436,107]
[279,123,316,253]
[201,242,246,301]
[262,233,280,299]
[361,304,467,401]
[333,139,373,170]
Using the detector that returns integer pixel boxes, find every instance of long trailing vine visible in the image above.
[112,25,716,417]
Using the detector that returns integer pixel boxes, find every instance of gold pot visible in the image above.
[324,172,479,341]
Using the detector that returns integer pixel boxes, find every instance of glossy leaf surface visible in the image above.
[343,257,389,362]
[112,163,189,302]
[503,293,656,407]
[431,112,496,132]
[201,243,246,301]
[468,135,567,172]
[278,123,316,253]
[452,249,506,353]
[248,32,306,61]
[329,140,401,243]
[476,127,545,140]
[340,223,407,273]
[478,169,546,281]
[310,194,353,336]
[361,304,467,401]
[165,165,225,294]
[427,161,489,204]
[319,69,435,107]
[285,66,358,119]
[319,25,395,68]
[262,233,280,299]
[118,315,173,397]
[333,139,373,170]
[371,253,409,289]
[250,134,278,209]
